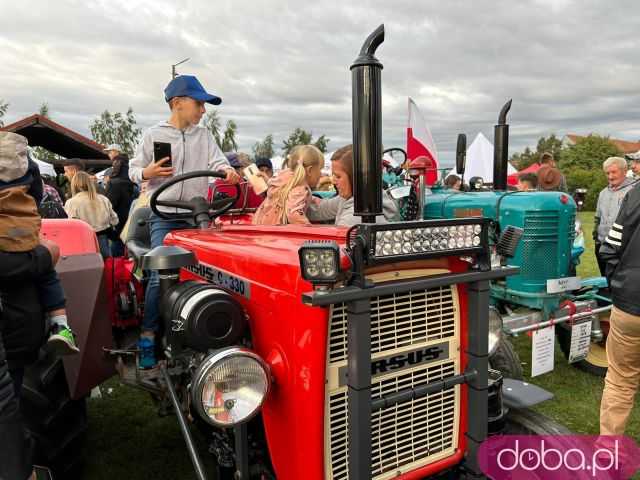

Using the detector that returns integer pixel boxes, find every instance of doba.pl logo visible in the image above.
[479,435,640,479]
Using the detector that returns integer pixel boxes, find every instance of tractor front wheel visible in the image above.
[20,353,88,478]
[489,337,524,380]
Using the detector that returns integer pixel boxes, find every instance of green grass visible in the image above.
[84,211,639,478]
[84,377,215,479]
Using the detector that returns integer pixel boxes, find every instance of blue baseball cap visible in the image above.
[164,75,222,105]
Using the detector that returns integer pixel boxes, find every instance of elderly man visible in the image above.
[593,157,635,276]
[599,180,640,435]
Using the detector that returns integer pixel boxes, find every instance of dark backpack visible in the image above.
[38,192,67,219]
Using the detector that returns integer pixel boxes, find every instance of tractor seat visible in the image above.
[125,206,152,261]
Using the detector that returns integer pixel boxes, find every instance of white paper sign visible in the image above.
[546,276,581,294]
[531,326,555,377]
[568,320,592,363]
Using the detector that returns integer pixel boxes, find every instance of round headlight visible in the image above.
[488,307,503,355]
[191,348,270,427]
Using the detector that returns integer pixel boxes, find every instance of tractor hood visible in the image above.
[166,223,352,292]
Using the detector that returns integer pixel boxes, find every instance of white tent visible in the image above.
[450,132,516,183]
[27,148,57,177]
[270,155,285,172]
[34,158,56,177]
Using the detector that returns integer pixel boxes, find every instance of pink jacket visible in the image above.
[253,169,312,225]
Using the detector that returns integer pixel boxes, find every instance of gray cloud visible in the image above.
[1,0,638,164]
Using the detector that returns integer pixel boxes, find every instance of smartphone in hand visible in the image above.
[153,141,172,168]
[244,163,268,194]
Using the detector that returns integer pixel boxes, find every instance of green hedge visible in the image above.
[564,167,608,211]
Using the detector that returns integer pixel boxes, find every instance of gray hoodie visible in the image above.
[595,177,636,242]
[307,192,399,226]
[129,121,231,212]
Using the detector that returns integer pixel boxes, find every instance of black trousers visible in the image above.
[595,242,608,277]
[0,281,45,480]
[0,328,33,480]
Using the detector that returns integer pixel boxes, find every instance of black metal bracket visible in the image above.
[161,366,208,480]
[234,423,250,480]
[371,370,477,412]
[303,267,519,306]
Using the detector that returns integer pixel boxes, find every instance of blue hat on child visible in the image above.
[164,75,222,105]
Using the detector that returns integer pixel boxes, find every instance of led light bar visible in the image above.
[350,218,490,266]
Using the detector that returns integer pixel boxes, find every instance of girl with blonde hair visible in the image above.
[64,171,119,257]
[253,145,324,225]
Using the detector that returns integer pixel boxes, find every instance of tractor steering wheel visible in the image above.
[149,170,240,228]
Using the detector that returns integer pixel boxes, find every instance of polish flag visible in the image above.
[406,98,439,185]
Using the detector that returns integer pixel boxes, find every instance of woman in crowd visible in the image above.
[106,154,135,256]
[253,145,324,225]
[64,171,119,258]
[308,145,398,225]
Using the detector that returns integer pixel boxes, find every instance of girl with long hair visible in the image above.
[64,171,119,257]
[253,145,324,225]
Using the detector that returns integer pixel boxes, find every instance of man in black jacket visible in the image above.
[106,154,135,256]
[599,180,640,435]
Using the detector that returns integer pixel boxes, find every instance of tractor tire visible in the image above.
[489,337,524,380]
[503,407,571,435]
[20,353,88,479]
[556,325,608,378]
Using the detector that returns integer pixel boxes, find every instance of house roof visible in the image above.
[565,134,640,154]
[0,114,110,170]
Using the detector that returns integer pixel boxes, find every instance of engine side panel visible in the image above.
[172,224,345,480]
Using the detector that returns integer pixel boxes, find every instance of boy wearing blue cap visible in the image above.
[130,75,240,368]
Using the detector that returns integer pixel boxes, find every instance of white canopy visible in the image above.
[27,148,57,177]
[450,132,516,182]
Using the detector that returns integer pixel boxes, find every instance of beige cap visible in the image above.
[0,132,29,182]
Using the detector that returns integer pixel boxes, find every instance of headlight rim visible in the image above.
[191,346,271,428]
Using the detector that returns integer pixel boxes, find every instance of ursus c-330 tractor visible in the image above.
[30,25,567,480]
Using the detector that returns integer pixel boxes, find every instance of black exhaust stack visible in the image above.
[351,24,384,223]
[493,99,512,191]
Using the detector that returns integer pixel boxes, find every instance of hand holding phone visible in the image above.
[143,142,174,179]
[153,142,172,167]
[244,163,268,194]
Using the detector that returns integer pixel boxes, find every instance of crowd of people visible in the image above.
[2,72,640,478]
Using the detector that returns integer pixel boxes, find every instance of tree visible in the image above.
[221,120,238,152]
[33,102,59,164]
[39,102,50,118]
[562,135,622,210]
[89,107,142,156]
[203,110,222,147]
[509,134,563,169]
[561,134,621,171]
[282,128,330,157]
[0,99,8,128]
[252,134,275,159]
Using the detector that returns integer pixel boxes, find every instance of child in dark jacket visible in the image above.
[0,132,78,355]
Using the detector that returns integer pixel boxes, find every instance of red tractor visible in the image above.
[26,25,567,480]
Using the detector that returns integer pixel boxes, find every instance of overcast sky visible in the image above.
[1,0,638,165]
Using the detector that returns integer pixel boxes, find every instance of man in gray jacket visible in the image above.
[593,156,636,276]
[129,75,239,368]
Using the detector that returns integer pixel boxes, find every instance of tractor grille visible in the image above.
[328,286,457,364]
[521,211,560,280]
[325,283,460,480]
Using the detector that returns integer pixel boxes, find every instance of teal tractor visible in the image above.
[420,101,612,377]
